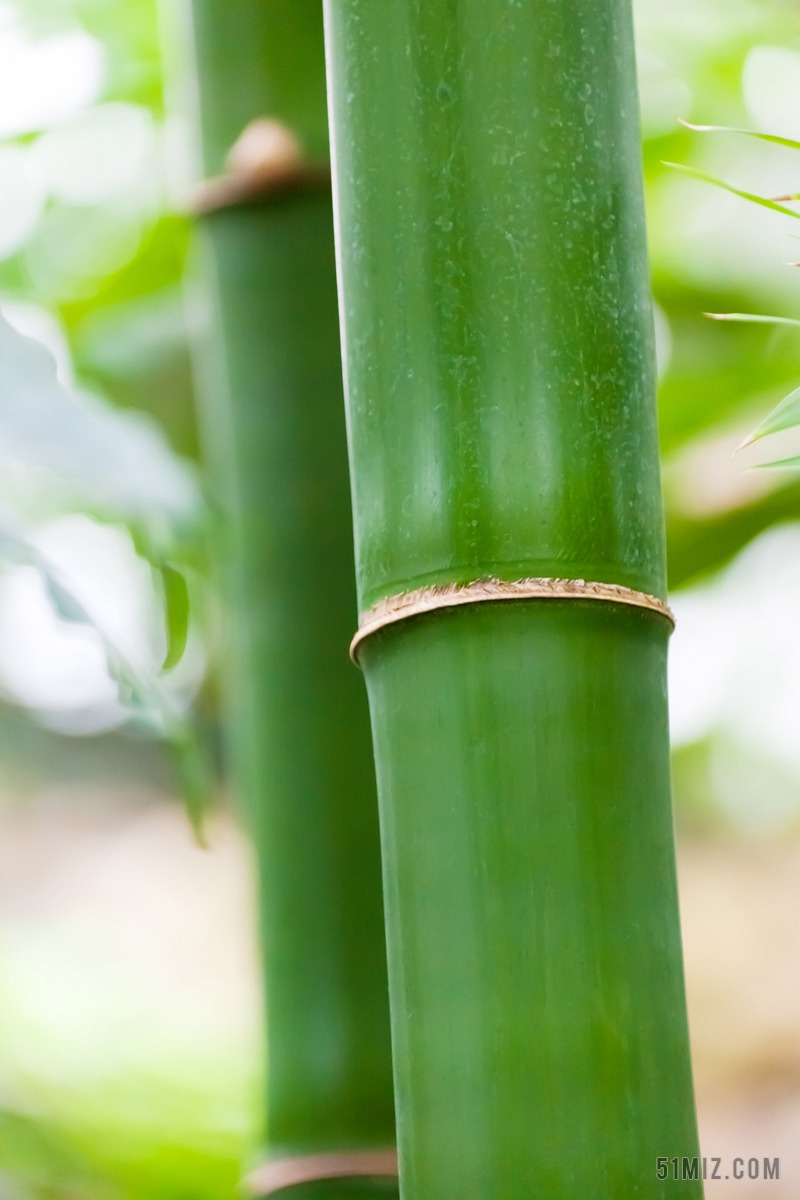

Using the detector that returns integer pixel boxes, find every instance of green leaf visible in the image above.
[679,119,800,153]
[43,573,95,625]
[171,729,212,848]
[0,311,200,530]
[663,161,800,219]
[751,455,800,470]
[705,312,800,327]
[740,383,800,448]
[0,511,211,842]
[0,510,37,564]
[158,563,190,671]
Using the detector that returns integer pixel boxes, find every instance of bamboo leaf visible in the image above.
[705,312,800,327]
[739,383,800,448]
[679,119,800,152]
[0,510,37,565]
[663,161,800,219]
[0,310,200,529]
[0,511,211,841]
[171,729,211,848]
[158,562,190,671]
[751,455,800,469]
[42,572,96,626]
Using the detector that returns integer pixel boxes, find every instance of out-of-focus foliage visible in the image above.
[0,311,197,533]
[0,0,233,1191]
[0,312,211,837]
[1,0,800,1193]
[0,0,213,819]
[637,0,800,586]
[669,120,800,461]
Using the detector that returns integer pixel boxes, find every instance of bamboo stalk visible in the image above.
[323,1,702,1196]
[170,1,397,1186]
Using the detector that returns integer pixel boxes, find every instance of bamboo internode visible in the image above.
[350,576,675,662]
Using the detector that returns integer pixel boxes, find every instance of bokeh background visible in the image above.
[1,0,799,1195]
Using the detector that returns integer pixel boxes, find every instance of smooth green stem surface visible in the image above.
[180,0,397,1176]
[189,0,330,173]
[323,0,702,1195]
[324,0,667,612]
[363,602,698,1198]
[197,198,394,1156]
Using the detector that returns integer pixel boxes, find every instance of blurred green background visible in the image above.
[0,0,799,1196]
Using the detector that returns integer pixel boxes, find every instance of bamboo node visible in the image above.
[226,119,304,178]
[186,118,331,215]
[350,576,675,662]
[243,1148,398,1195]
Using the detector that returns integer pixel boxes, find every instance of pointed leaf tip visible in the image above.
[171,728,214,848]
[742,383,800,449]
[677,120,800,152]
[704,312,800,327]
[159,563,190,672]
[664,162,800,218]
[750,455,800,471]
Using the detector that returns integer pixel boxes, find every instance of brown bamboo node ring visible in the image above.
[243,1149,398,1195]
[350,576,675,662]
[186,118,330,216]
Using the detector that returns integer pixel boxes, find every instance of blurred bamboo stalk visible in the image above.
[167,0,397,1190]
[323,1,703,1195]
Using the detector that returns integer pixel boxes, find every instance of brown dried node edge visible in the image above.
[186,118,331,215]
[243,1149,399,1196]
[350,576,675,663]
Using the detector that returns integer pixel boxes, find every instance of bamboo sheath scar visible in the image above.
[185,118,331,215]
[350,577,675,662]
[245,1150,398,1196]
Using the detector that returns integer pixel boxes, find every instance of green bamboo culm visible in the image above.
[323,2,703,1197]
[172,1,397,1192]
